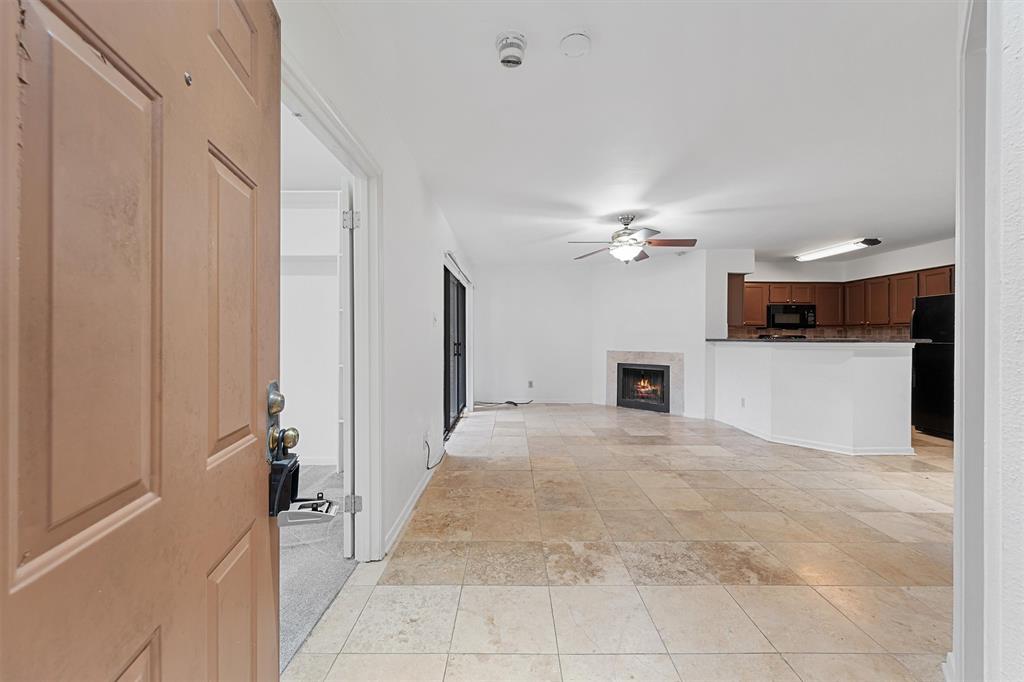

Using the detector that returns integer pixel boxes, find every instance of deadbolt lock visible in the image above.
[268,389,285,416]
[270,426,300,451]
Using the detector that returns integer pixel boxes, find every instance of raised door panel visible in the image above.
[814,284,843,326]
[206,530,256,681]
[890,272,919,325]
[743,284,769,326]
[791,283,815,304]
[13,0,161,572]
[866,277,891,325]
[845,281,866,325]
[768,283,791,303]
[207,147,258,463]
[919,266,953,296]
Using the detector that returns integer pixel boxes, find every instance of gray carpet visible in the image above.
[279,464,357,672]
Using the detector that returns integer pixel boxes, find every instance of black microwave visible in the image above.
[767,304,816,329]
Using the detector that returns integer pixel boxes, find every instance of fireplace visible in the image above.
[617,363,670,413]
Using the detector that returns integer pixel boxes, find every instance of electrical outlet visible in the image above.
[740,397,746,408]
[528,380,534,389]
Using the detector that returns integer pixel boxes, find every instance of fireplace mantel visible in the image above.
[605,351,684,415]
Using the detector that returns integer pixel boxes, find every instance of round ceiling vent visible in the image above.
[560,32,591,58]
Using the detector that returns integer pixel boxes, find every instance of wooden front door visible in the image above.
[0,1,281,678]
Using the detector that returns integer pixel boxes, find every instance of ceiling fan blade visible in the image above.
[629,227,661,241]
[632,250,650,262]
[574,248,608,260]
[567,241,613,244]
[647,238,697,247]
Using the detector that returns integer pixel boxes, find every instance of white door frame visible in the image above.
[282,51,385,562]
[952,2,1024,679]
[950,2,986,678]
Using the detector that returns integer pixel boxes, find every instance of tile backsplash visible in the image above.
[727,325,912,340]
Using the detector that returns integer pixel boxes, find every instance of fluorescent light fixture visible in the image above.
[795,238,881,262]
[609,244,643,262]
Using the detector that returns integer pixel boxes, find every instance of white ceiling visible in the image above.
[327,1,958,265]
[281,102,345,191]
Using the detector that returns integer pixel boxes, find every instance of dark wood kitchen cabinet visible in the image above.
[919,266,954,296]
[889,272,919,325]
[743,283,770,326]
[768,284,791,304]
[767,283,814,303]
[791,283,815,303]
[727,274,745,327]
[844,281,866,325]
[814,283,844,325]
[865,276,891,325]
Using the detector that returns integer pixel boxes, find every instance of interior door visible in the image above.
[0,1,281,678]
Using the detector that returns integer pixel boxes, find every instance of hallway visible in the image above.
[285,404,952,681]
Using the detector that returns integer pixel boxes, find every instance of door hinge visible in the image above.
[343,494,363,513]
[342,210,361,231]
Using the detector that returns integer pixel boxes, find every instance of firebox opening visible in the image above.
[617,363,670,413]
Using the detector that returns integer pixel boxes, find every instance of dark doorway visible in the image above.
[444,267,467,435]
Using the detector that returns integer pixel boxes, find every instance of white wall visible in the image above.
[474,267,591,404]
[748,259,844,282]
[280,194,344,467]
[589,253,710,418]
[277,3,474,551]
[749,238,955,282]
[842,237,954,280]
[473,250,758,419]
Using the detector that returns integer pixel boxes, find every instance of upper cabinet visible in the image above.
[844,281,866,325]
[889,272,919,325]
[734,264,954,329]
[767,283,815,303]
[791,283,815,303]
[865,277,891,325]
[727,273,745,327]
[768,284,791,303]
[919,266,954,296]
[815,283,843,326]
[743,283,770,326]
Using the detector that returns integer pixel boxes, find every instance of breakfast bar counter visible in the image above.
[706,340,917,455]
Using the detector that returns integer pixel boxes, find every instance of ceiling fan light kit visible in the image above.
[794,237,882,262]
[609,244,644,262]
[570,213,697,263]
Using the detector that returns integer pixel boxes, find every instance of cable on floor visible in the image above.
[475,400,534,407]
[425,437,445,470]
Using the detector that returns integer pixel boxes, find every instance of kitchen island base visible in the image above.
[708,341,915,456]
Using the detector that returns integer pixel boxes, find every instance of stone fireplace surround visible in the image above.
[605,350,684,415]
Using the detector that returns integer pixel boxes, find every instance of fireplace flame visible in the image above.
[634,377,661,399]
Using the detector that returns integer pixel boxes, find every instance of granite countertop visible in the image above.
[706,338,930,343]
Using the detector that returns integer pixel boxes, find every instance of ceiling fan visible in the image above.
[569,215,697,262]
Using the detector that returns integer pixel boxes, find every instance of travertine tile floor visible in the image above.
[285,404,953,682]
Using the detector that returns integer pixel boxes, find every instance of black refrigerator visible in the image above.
[911,293,954,439]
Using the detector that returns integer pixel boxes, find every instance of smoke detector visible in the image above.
[495,31,527,68]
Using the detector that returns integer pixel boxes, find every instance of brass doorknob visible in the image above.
[271,426,300,450]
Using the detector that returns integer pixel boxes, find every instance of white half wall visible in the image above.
[474,267,591,404]
[277,2,474,554]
